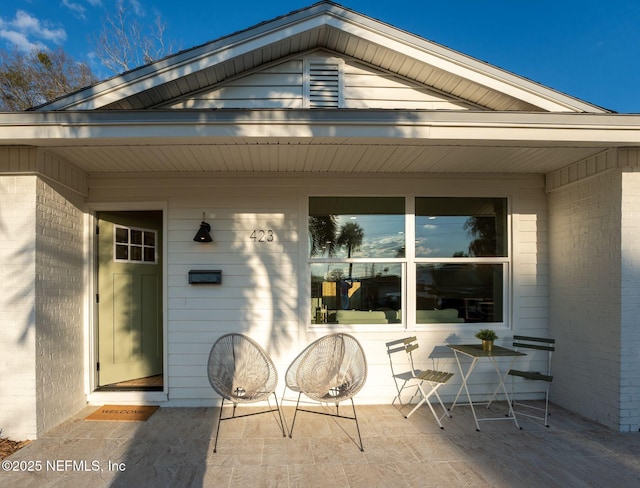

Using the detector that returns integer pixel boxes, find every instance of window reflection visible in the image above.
[416,198,507,257]
[309,197,405,258]
[416,263,503,323]
[308,196,509,326]
[311,263,402,324]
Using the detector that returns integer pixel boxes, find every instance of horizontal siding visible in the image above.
[86,174,549,405]
[344,98,469,109]
[512,187,549,338]
[163,61,304,109]
[160,52,474,110]
[166,189,300,401]
[168,98,303,109]
[343,61,473,110]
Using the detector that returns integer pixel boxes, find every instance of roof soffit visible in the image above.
[37,2,608,114]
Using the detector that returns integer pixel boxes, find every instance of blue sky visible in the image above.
[1,0,639,112]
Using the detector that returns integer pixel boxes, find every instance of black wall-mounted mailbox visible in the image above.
[189,270,222,284]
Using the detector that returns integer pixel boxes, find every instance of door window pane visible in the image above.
[130,246,143,261]
[130,229,143,245]
[115,245,128,260]
[144,247,156,262]
[115,227,129,243]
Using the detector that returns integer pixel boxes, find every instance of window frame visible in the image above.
[306,195,511,330]
[113,224,158,264]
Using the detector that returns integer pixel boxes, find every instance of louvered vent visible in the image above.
[308,62,341,108]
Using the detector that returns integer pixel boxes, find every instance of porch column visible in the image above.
[0,175,38,439]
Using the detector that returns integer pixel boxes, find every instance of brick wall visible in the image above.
[549,170,622,429]
[620,170,640,431]
[0,175,38,439]
[35,178,86,435]
[0,174,86,440]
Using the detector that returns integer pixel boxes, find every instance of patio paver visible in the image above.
[1,402,639,487]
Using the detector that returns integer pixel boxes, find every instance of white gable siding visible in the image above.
[343,62,475,110]
[161,52,475,110]
[88,173,549,406]
[164,61,304,109]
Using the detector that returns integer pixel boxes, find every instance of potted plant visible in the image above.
[475,329,498,351]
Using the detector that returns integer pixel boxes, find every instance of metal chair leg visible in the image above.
[350,397,364,452]
[213,398,226,453]
[288,392,302,438]
[271,392,287,437]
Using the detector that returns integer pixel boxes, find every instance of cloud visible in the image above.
[0,10,66,51]
[61,0,87,20]
[0,30,45,52]
[416,244,438,256]
[60,0,103,19]
[115,0,144,17]
[128,0,145,17]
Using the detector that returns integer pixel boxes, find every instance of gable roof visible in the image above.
[6,2,640,179]
[37,1,608,113]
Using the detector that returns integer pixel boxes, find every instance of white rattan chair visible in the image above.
[207,333,285,452]
[287,333,368,451]
[385,336,454,428]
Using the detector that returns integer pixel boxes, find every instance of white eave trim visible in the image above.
[2,110,640,146]
[37,3,606,114]
[321,15,605,114]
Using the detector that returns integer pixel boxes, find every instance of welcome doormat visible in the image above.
[85,405,159,422]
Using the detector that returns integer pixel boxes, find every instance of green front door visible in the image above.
[97,211,163,386]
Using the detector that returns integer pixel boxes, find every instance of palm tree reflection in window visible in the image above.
[464,216,501,257]
[337,222,364,273]
[336,222,364,309]
[309,215,338,257]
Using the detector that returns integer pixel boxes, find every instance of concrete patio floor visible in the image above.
[1,401,639,487]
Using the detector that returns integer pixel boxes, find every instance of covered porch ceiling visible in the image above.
[1,109,639,175]
[42,142,606,175]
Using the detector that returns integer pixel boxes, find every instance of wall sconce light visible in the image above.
[193,213,213,242]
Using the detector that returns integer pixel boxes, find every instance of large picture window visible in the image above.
[308,196,508,326]
[415,198,507,324]
[309,197,405,324]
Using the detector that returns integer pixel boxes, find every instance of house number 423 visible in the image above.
[250,229,274,242]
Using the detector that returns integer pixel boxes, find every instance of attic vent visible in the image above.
[305,58,343,108]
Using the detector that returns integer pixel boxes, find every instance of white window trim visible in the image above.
[305,195,512,331]
[113,224,158,264]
